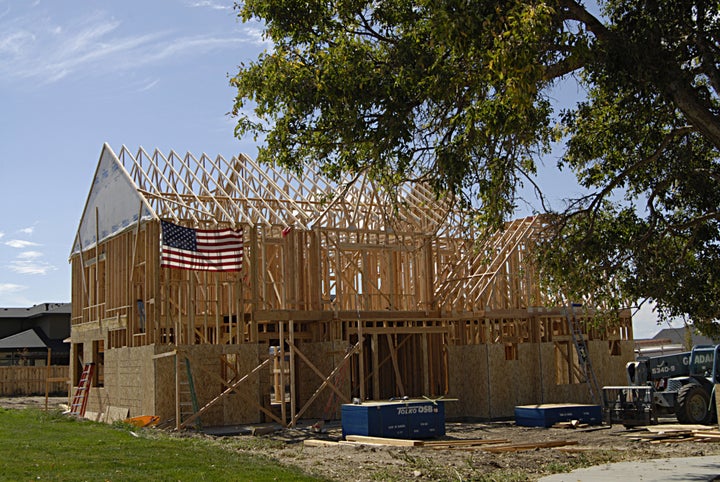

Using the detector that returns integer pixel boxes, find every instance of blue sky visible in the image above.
[0,0,263,302]
[0,0,670,338]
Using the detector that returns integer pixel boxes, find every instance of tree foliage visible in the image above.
[232,0,720,334]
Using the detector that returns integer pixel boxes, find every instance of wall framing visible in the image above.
[70,145,634,427]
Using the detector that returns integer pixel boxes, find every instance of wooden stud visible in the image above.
[279,320,286,425]
[289,319,296,427]
[69,147,636,427]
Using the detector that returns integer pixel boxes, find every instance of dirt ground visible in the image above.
[0,395,69,411]
[250,420,720,481]
[7,396,720,481]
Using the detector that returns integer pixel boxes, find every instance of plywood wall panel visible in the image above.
[104,345,158,418]
[222,344,262,424]
[153,347,177,421]
[514,343,544,406]
[446,345,489,420]
[295,340,348,421]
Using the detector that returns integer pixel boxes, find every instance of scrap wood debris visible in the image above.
[622,427,720,443]
[301,425,720,451]
[303,434,578,452]
[481,440,578,453]
[552,420,588,429]
[420,439,511,450]
[551,421,613,432]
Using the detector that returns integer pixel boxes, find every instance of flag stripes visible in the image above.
[160,220,243,271]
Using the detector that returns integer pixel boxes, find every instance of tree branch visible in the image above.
[585,126,694,215]
[353,12,398,45]
[558,0,611,39]
[667,212,720,234]
[694,2,720,97]
[664,77,720,150]
[560,0,720,150]
[543,53,584,81]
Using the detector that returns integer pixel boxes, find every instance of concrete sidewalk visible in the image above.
[539,455,720,481]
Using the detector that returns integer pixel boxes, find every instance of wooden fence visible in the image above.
[0,366,69,396]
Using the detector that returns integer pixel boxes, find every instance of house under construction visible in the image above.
[69,144,634,428]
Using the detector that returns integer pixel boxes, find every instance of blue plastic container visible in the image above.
[342,399,445,439]
[514,403,602,427]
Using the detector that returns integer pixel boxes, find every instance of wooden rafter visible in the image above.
[68,144,635,429]
[115,145,463,235]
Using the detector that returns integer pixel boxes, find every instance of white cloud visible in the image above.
[236,20,269,47]
[8,259,56,275]
[0,30,34,55]
[0,283,26,294]
[0,232,4,239]
[121,35,242,69]
[18,226,34,235]
[0,8,254,85]
[187,0,233,10]
[5,239,40,248]
[137,78,159,92]
[17,250,42,259]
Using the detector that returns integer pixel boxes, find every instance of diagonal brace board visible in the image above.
[180,356,276,429]
[290,339,362,426]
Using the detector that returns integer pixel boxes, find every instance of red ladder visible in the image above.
[70,363,94,417]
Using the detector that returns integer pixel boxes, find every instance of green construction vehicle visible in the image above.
[602,344,719,427]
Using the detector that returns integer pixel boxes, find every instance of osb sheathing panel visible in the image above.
[182,346,225,425]
[296,341,348,420]
[446,344,553,420]
[169,344,262,426]
[153,347,176,421]
[223,344,263,424]
[539,342,581,404]
[533,343,556,403]
[486,344,513,417]
[595,340,635,385]
[84,387,110,418]
[540,340,634,405]
[71,322,105,344]
[258,346,273,422]
[446,340,635,420]
[167,344,260,426]
[445,345,489,420]
[514,344,544,406]
[104,345,158,417]
[482,344,546,418]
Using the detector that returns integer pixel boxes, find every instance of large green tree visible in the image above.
[231,0,720,335]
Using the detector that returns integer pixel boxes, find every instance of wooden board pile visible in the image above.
[622,425,720,444]
[304,435,579,452]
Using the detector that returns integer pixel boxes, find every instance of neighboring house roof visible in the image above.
[0,328,47,350]
[652,327,716,346]
[0,303,71,319]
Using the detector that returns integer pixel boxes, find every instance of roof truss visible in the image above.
[117,145,459,234]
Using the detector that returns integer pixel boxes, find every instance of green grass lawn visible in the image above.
[0,408,320,481]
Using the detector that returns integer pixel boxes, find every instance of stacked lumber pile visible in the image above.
[622,425,720,443]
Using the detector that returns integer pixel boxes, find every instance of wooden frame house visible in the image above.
[70,143,634,427]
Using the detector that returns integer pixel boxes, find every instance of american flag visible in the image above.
[160,221,243,271]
